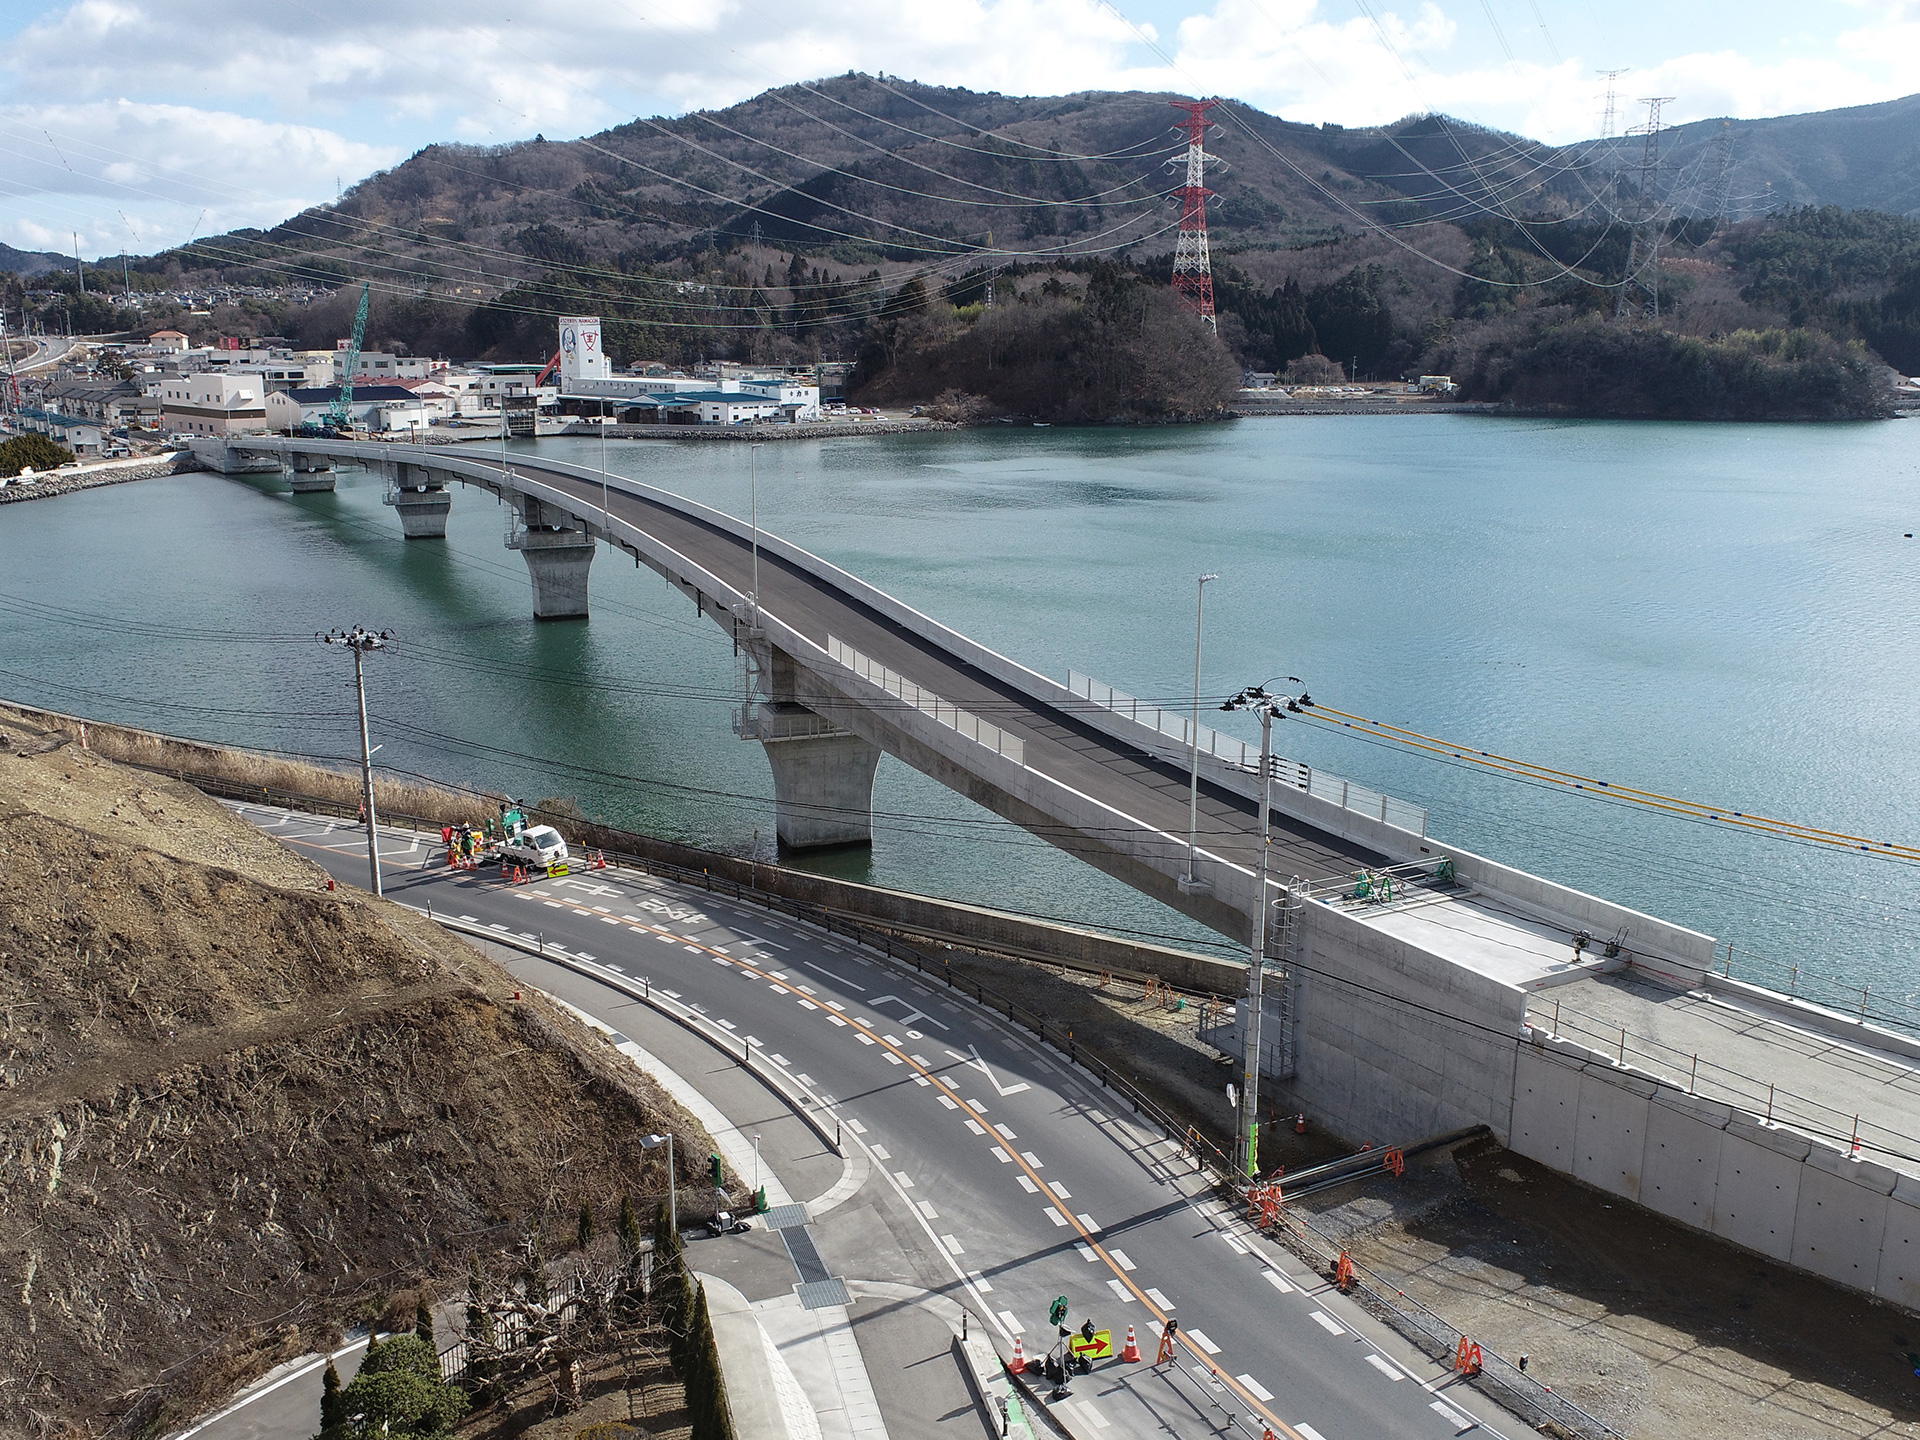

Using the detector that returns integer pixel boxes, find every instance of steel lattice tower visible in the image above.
[1615,96,1675,319]
[1169,99,1220,332]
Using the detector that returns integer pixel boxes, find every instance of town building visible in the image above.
[158,372,271,435]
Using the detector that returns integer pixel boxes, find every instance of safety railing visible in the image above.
[1305,855,1463,910]
[1066,670,1426,836]
[1523,996,1920,1169]
[730,704,846,742]
[827,636,1024,766]
[1712,941,1920,1043]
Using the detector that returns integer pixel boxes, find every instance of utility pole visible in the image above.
[1181,573,1219,892]
[73,233,84,295]
[749,443,763,629]
[1220,680,1306,1176]
[321,627,394,896]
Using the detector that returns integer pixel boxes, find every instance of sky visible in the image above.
[0,0,1915,261]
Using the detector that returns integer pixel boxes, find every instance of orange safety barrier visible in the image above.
[1008,1337,1026,1373]
[1247,1182,1284,1228]
[1454,1337,1483,1376]
[1121,1325,1141,1363]
[1154,1319,1178,1365]
[1334,1250,1354,1291]
[1384,1147,1406,1178]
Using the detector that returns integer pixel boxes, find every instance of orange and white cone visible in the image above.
[1121,1325,1141,1363]
[1009,1336,1027,1373]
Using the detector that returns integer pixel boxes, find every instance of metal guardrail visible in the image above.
[1066,671,1427,836]
[828,636,1025,765]
[730,704,846,741]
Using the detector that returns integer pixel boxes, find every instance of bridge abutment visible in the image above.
[506,494,594,619]
[382,462,452,538]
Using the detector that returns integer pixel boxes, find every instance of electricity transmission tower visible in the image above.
[1707,121,1736,219]
[1615,96,1676,319]
[1597,69,1630,139]
[1168,99,1220,332]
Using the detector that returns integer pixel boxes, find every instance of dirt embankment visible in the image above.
[0,715,719,1440]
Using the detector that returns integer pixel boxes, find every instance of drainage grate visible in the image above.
[780,1226,833,1286]
[796,1278,852,1310]
[761,1203,810,1231]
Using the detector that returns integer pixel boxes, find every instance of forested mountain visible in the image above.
[0,241,70,278]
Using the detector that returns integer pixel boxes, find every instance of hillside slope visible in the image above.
[0,708,717,1440]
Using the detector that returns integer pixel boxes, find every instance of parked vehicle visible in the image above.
[499,824,569,868]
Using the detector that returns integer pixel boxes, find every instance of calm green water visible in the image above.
[5,417,1918,1001]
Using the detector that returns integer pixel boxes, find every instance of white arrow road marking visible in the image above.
[943,1045,1030,1096]
[870,994,950,1029]
[804,960,865,991]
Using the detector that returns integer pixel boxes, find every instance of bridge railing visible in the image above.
[1067,671,1427,835]
[828,636,1025,766]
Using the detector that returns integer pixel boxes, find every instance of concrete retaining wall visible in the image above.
[1508,1030,1920,1311]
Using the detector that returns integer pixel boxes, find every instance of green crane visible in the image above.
[325,282,371,433]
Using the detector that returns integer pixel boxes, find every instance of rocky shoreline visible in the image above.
[0,455,200,506]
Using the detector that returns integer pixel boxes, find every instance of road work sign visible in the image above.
[1070,1329,1113,1361]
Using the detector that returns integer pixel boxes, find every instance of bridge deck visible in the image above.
[510,454,1381,888]
[1528,971,1920,1178]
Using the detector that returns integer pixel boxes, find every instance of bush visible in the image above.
[331,1334,469,1440]
[0,435,73,477]
[1282,353,1346,384]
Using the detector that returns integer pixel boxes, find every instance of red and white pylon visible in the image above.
[1169,99,1220,332]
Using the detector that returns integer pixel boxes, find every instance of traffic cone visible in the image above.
[1121,1325,1141,1363]
[1008,1337,1026,1373]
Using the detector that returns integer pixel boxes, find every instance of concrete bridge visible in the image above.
[215,435,1920,1315]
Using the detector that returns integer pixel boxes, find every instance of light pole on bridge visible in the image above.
[1183,573,1219,891]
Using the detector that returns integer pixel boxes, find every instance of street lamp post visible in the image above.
[749,443,763,629]
[1220,678,1307,1177]
[320,627,394,897]
[643,1132,676,1238]
[1183,573,1220,891]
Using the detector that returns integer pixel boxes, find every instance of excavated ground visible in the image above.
[0,716,721,1440]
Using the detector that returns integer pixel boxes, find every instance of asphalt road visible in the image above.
[190,804,1518,1440]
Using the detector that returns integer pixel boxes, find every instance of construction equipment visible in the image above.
[324,282,371,433]
[534,349,562,388]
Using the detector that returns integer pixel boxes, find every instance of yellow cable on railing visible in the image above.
[1301,704,1920,863]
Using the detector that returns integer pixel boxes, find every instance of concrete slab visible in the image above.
[1640,1091,1730,1230]
[1792,1157,1892,1287]
[1876,1183,1920,1312]
[1713,1120,1810,1262]
[1572,1069,1655,1201]
[1508,1046,1583,1172]
[1355,889,1612,990]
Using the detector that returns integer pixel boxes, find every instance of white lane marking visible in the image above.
[1236,1374,1273,1401]
[912,1075,930,1087]
[894,1172,915,1189]
[1145,1288,1173,1309]
[1043,1207,1068,1227]
[1431,1400,1471,1426]
[1261,1269,1293,1293]
[1310,1312,1345,1336]
[856,1033,875,1046]
[805,961,865,991]
[1106,1279,1135,1303]
[991,1147,1012,1163]
[797,1073,814,1086]
[1075,1242,1096,1262]
[964,1120,986,1136]
[945,1044,1031,1096]
[970,1271,993,1294]
[1296,1426,1330,1440]
[871,1145,891,1161]
[1016,1175,1039,1193]
[1365,1354,1402,1380]
[999,1310,1024,1334]
[942,1234,965,1255]
[798,1000,818,1011]
[882,1034,903,1046]
[1020,1150,1044,1168]
[1186,1329,1221,1355]
[1049,1181,1072,1199]
[845,1118,866,1134]
[1223,1234,1248,1255]
[656,934,676,943]
[883,1053,903,1066]
[1109,1249,1137,1272]
[543,900,563,908]
[937,1095,959,1110]
[828,1016,847,1027]
[1076,1213,1100,1232]
[917,1201,939,1220]
[994,1124,1017,1140]
[967,1099,989,1114]
[718,1019,737,1031]
[601,915,621,925]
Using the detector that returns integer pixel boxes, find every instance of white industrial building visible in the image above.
[159,373,271,435]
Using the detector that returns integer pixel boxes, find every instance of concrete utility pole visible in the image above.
[321,627,394,896]
[749,443,763,629]
[1221,679,1305,1176]
[1182,574,1219,891]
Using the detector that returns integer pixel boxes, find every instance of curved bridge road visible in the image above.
[202,804,1516,1440]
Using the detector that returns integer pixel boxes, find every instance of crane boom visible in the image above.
[326,282,371,432]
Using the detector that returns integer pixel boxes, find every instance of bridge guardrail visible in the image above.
[1067,670,1427,836]
[829,636,1024,766]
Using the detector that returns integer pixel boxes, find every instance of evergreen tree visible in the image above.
[617,1194,643,1262]
[320,1358,347,1435]
[415,1284,436,1347]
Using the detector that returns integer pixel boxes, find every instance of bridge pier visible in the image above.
[382,462,452,539]
[287,452,336,493]
[507,494,595,619]
[762,728,881,849]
